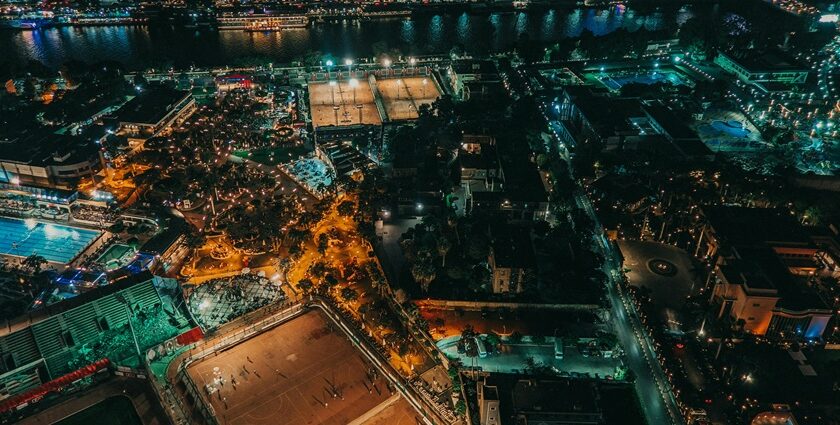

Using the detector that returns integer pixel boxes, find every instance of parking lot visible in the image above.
[308,80,381,127]
[437,336,621,378]
[186,310,395,425]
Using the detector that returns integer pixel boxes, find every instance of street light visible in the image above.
[349,78,359,104]
[329,80,337,106]
[344,58,353,78]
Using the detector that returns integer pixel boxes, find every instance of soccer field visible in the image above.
[308,80,381,128]
[187,310,395,425]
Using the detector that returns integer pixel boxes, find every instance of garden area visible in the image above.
[187,274,285,330]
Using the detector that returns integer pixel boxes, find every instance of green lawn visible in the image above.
[55,396,142,425]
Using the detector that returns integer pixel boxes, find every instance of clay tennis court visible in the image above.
[308,80,381,127]
[186,310,395,425]
[376,77,440,121]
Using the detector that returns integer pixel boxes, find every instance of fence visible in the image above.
[414,299,601,311]
[173,303,306,425]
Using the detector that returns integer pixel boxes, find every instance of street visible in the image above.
[575,192,683,425]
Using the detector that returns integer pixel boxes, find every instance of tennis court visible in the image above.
[308,80,381,128]
[376,77,440,121]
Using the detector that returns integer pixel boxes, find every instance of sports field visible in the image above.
[308,80,381,128]
[376,77,440,121]
[187,310,395,425]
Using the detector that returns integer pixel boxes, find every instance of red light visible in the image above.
[705,399,713,404]
[675,343,685,349]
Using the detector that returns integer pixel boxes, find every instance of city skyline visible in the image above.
[0,1,839,425]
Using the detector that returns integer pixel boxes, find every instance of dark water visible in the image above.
[0,7,696,70]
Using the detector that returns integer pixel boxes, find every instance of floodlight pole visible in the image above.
[116,294,142,361]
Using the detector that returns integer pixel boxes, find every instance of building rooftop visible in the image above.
[459,144,499,171]
[511,378,604,425]
[0,132,99,168]
[477,374,644,425]
[450,59,499,77]
[573,96,643,139]
[114,86,189,125]
[704,206,812,248]
[723,49,809,74]
[642,101,700,141]
[731,247,828,312]
[718,258,778,292]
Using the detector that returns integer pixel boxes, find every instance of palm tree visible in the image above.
[22,255,47,275]
[436,236,452,267]
[340,287,358,302]
[297,278,313,293]
[411,253,437,292]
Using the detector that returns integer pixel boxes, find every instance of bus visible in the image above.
[554,338,564,360]
[475,337,488,358]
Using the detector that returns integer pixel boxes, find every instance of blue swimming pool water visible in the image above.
[0,217,101,263]
[710,120,752,137]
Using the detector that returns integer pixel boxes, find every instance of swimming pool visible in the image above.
[600,71,688,90]
[0,217,101,263]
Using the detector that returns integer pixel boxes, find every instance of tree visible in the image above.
[337,200,355,217]
[185,230,206,249]
[317,233,329,255]
[465,235,489,261]
[485,331,501,348]
[411,253,437,292]
[394,288,409,304]
[22,255,47,274]
[297,278,313,293]
[436,236,452,267]
[508,331,523,344]
[340,287,358,302]
[531,334,546,345]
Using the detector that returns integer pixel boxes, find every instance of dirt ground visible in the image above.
[187,310,394,425]
[308,80,381,127]
[376,77,440,121]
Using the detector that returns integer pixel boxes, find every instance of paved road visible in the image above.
[574,192,683,425]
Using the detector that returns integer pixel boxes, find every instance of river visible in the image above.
[0,6,697,70]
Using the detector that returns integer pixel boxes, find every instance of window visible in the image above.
[2,353,15,371]
[752,303,761,307]
[60,331,75,348]
[96,317,109,331]
[747,317,755,321]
